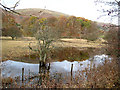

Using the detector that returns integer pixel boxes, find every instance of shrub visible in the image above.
[81,22,100,41]
[104,27,118,56]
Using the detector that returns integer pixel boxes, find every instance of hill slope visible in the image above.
[16,8,69,17]
[12,8,69,23]
[1,8,114,30]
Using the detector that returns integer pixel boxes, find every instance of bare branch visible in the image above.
[0,2,21,15]
[115,0,118,3]
[97,14,108,19]
[11,0,20,10]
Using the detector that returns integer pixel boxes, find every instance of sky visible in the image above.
[1,0,118,24]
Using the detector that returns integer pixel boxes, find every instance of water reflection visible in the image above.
[2,54,111,78]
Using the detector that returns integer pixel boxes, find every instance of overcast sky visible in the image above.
[1,0,118,24]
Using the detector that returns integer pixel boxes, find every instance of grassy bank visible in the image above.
[2,37,37,62]
[2,37,106,63]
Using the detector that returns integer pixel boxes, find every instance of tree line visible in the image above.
[2,12,101,41]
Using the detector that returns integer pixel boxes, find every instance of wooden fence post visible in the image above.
[39,61,42,74]
[22,68,24,83]
[48,63,50,70]
[29,69,30,81]
[71,64,73,80]
[29,42,32,59]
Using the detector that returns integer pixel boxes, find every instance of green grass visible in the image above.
[99,35,105,38]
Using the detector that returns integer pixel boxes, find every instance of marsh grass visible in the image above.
[2,37,105,62]
[2,37,37,62]
[2,37,118,88]
[19,47,91,63]
[50,47,89,61]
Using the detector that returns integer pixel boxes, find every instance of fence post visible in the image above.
[71,64,73,80]
[29,69,30,81]
[39,61,42,74]
[22,68,24,83]
[48,63,50,70]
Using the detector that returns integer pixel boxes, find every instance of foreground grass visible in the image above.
[2,37,106,62]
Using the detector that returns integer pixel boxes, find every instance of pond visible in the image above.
[1,54,111,79]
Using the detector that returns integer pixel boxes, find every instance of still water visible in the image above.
[1,54,111,78]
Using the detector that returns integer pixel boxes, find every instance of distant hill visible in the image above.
[12,8,69,23]
[16,8,69,17]
[14,8,114,28]
[0,8,69,23]
[1,7,114,30]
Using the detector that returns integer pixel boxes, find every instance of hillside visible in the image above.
[1,8,69,23]
[12,8,68,23]
[15,8,114,29]
[16,8,69,17]
[1,7,112,27]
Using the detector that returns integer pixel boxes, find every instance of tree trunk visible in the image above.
[42,62,46,67]
[39,61,41,74]
[118,3,120,77]
[11,37,15,40]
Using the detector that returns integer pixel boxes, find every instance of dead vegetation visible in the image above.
[2,37,106,62]
[2,36,120,88]
[2,58,119,88]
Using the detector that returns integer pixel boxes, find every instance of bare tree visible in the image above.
[95,0,120,77]
[29,19,60,73]
[94,0,120,25]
